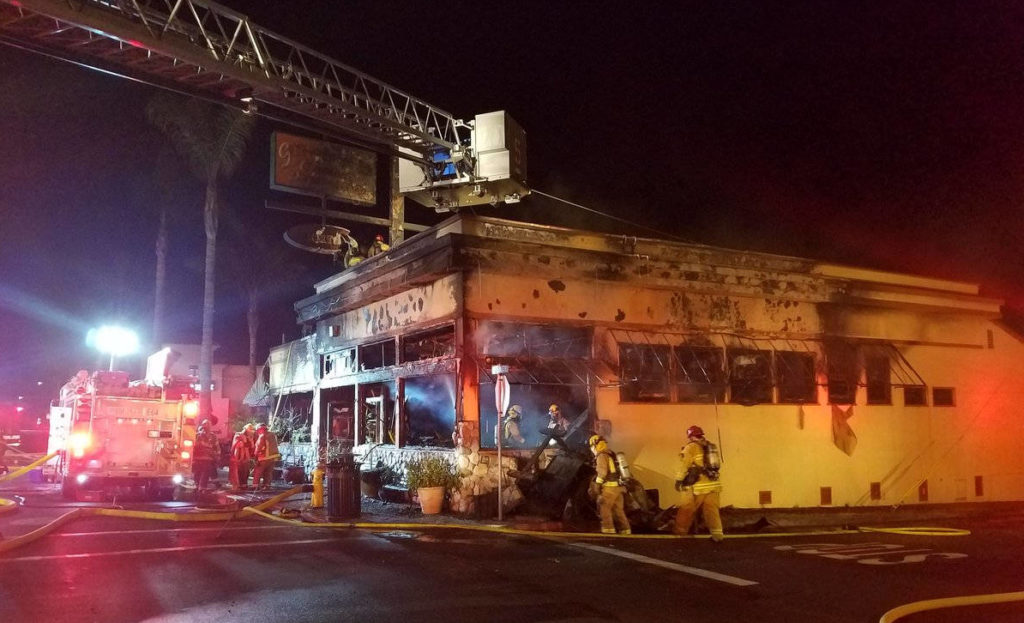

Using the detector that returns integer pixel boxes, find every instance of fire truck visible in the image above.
[48,368,199,500]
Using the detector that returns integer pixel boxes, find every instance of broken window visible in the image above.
[728,349,772,405]
[673,345,726,403]
[401,325,455,362]
[865,356,891,405]
[478,321,590,358]
[619,344,670,402]
[903,385,927,406]
[359,339,396,371]
[322,348,356,379]
[825,340,858,405]
[776,351,817,403]
[403,375,456,448]
[358,385,387,445]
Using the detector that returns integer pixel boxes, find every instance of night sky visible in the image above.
[3,2,1024,416]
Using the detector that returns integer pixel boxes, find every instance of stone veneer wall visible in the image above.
[356,443,526,515]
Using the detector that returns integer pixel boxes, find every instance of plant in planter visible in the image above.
[405,455,458,515]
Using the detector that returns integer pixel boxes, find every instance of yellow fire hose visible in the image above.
[0,480,971,556]
[879,590,1024,622]
[0,451,58,483]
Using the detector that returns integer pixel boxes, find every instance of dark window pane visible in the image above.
[673,346,726,403]
[479,321,590,358]
[826,341,858,405]
[619,344,670,402]
[932,387,955,407]
[904,386,927,406]
[728,349,772,405]
[359,340,396,370]
[776,351,817,403]
[866,356,891,405]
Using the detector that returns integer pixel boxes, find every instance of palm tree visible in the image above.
[146,94,254,420]
[150,146,191,349]
[220,209,305,379]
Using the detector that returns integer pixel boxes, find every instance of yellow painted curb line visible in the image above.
[0,452,58,483]
[879,590,1024,622]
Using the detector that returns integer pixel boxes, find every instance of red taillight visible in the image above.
[183,401,199,417]
[69,432,91,458]
[180,451,190,460]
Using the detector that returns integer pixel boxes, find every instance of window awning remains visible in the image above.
[474,355,616,387]
[607,329,927,387]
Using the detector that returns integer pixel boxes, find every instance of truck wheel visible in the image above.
[60,477,77,501]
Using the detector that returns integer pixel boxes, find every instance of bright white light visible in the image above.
[90,326,140,357]
[75,473,89,484]
[172,474,184,485]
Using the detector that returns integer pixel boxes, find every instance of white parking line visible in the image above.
[0,537,340,563]
[569,542,758,587]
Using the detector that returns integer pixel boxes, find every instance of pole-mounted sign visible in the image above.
[492,365,511,521]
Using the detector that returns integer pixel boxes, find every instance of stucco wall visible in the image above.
[462,264,1024,509]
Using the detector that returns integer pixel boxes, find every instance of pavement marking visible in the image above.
[0,537,340,563]
[568,542,758,586]
[55,524,304,537]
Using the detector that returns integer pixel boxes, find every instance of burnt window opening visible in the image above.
[402,375,456,448]
[358,385,388,445]
[775,351,817,404]
[619,344,670,403]
[322,349,356,379]
[903,385,927,406]
[479,321,591,359]
[359,340,396,371]
[932,387,955,407]
[728,349,772,405]
[401,325,455,363]
[673,346,726,403]
[865,356,891,405]
[826,340,858,405]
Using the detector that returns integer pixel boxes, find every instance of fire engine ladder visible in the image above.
[0,0,469,172]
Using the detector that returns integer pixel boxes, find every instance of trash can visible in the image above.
[326,455,361,520]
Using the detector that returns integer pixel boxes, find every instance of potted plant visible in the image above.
[405,455,457,515]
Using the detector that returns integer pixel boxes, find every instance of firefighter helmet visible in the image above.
[548,404,560,414]
[686,425,705,439]
[506,404,522,419]
[588,434,605,447]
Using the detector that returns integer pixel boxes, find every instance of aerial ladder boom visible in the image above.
[0,0,527,211]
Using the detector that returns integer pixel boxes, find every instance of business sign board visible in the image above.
[271,132,376,205]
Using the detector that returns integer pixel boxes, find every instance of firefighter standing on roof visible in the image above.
[366,233,390,257]
[673,425,724,542]
[589,435,631,535]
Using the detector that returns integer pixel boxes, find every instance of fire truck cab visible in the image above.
[50,364,198,501]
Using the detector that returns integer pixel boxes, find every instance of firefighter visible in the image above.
[229,424,255,490]
[588,434,631,535]
[502,404,526,445]
[252,423,281,490]
[673,425,724,542]
[191,420,219,491]
[366,233,390,257]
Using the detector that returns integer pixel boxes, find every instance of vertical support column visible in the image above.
[389,156,405,246]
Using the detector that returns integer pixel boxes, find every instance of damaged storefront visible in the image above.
[282,214,1024,512]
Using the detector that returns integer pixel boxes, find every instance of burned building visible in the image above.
[265,213,1024,511]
